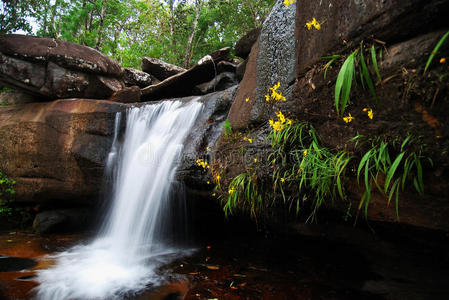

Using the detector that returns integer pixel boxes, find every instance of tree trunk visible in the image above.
[183,0,201,69]
[95,0,107,50]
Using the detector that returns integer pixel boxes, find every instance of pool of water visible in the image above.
[0,223,447,300]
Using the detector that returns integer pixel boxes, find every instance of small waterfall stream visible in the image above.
[35,99,203,300]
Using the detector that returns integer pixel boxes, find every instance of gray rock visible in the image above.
[141,57,186,81]
[123,67,153,88]
[195,72,238,94]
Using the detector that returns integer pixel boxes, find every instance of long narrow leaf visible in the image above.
[371,45,382,82]
[424,30,449,73]
[384,152,405,194]
[360,45,378,103]
[335,50,357,116]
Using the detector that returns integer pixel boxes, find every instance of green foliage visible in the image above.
[424,30,449,73]
[224,172,262,219]
[329,43,382,116]
[0,172,16,215]
[269,122,351,222]
[0,0,44,34]
[352,135,431,220]
[222,119,233,136]
[32,0,276,69]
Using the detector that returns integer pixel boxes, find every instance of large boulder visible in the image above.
[0,86,236,205]
[0,34,125,100]
[141,57,186,81]
[0,99,126,204]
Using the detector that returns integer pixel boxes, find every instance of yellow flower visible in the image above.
[440,57,446,64]
[245,97,250,102]
[206,146,210,151]
[304,149,308,156]
[243,137,247,141]
[269,119,274,126]
[287,119,293,125]
[283,0,289,7]
[207,181,210,184]
[248,138,253,143]
[254,157,258,163]
[276,111,286,123]
[281,178,285,183]
[363,108,368,112]
[343,113,354,123]
[228,187,235,195]
[212,193,216,197]
[265,94,270,102]
[305,17,321,30]
[216,174,220,181]
[367,109,374,119]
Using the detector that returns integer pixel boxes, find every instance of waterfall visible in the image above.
[35,99,203,300]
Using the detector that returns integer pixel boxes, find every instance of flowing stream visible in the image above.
[35,100,203,300]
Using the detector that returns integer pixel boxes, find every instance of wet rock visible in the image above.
[123,67,153,88]
[141,48,232,101]
[32,208,91,234]
[0,257,37,272]
[176,86,238,190]
[0,34,125,99]
[0,99,126,203]
[195,72,238,95]
[234,27,261,59]
[109,86,141,103]
[141,57,186,81]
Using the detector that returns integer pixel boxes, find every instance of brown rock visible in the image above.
[0,34,123,76]
[0,35,126,99]
[295,0,449,75]
[141,49,232,101]
[141,57,186,81]
[109,86,141,103]
[235,27,261,59]
[227,41,259,130]
[0,99,126,203]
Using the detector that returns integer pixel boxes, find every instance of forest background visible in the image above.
[0,0,276,68]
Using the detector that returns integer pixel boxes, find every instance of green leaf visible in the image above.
[384,152,405,194]
[335,50,357,116]
[360,44,378,104]
[371,45,382,82]
[424,30,449,73]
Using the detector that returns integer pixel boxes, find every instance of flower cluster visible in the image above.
[269,111,292,132]
[363,108,374,119]
[265,82,286,102]
[243,136,253,143]
[305,18,321,30]
[283,0,295,7]
[343,113,354,123]
[196,158,209,169]
[440,57,447,64]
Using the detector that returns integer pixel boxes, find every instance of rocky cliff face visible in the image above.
[218,0,449,231]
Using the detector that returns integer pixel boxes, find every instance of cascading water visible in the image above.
[35,100,203,300]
